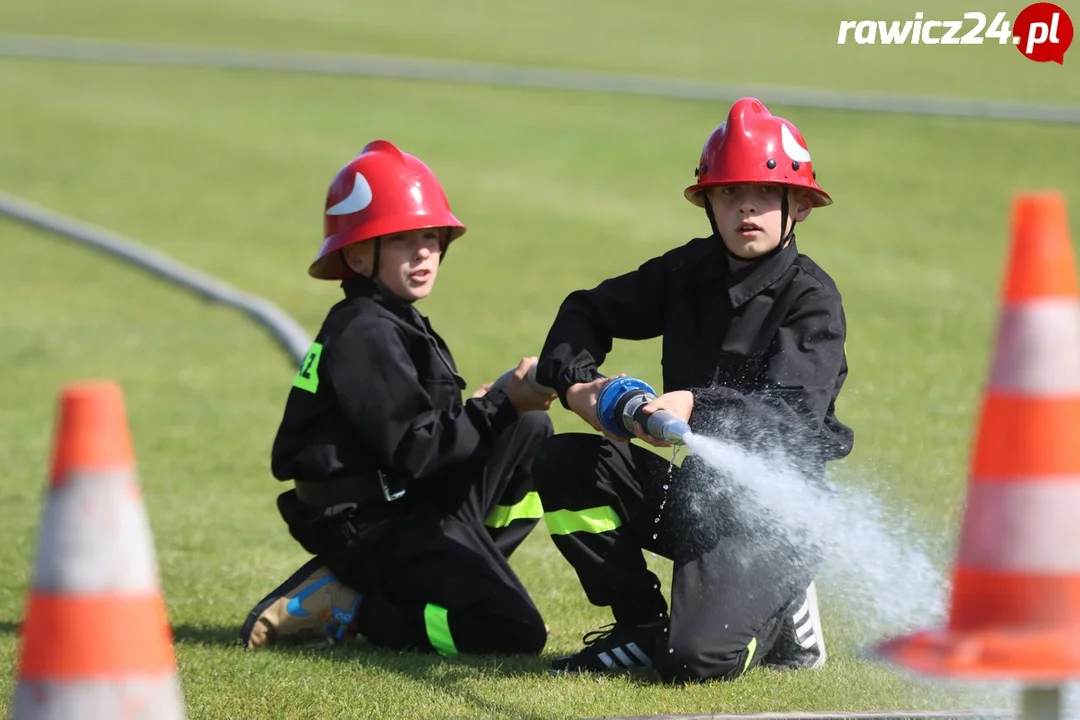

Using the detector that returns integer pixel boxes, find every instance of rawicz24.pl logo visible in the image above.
[837,2,1074,64]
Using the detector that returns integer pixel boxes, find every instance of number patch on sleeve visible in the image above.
[293,342,324,393]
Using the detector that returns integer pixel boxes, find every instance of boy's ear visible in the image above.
[791,191,813,222]
[342,243,372,276]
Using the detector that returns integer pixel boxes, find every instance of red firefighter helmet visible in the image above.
[684,98,832,209]
[309,140,467,280]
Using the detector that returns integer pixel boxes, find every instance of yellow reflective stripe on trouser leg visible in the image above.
[544,506,623,535]
[424,604,458,656]
[484,491,544,529]
[742,636,758,674]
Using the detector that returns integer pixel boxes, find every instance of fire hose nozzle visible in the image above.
[596,376,693,446]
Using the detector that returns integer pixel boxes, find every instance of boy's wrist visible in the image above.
[555,367,603,410]
[471,385,520,430]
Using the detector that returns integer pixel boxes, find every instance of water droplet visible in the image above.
[654,517,660,523]
[669,648,675,654]
[663,484,669,491]
[652,533,658,540]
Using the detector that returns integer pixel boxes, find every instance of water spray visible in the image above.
[490,367,693,446]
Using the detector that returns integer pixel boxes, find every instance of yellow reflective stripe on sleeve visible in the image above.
[544,506,623,535]
[293,342,323,394]
[484,491,544,529]
[424,603,458,656]
[742,636,758,674]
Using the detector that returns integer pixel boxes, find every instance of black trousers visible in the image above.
[279,411,552,656]
[532,432,823,683]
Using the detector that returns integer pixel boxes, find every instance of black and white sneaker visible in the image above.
[549,622,663,675]
[762,581,827,670]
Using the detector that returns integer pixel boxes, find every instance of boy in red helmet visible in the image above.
[532,98,854,682]
[239,140,557,657]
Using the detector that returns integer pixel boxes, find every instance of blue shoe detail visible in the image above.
[284,575,335,617]
[327,594,363,641]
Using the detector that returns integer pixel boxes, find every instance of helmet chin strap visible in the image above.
[706,188,796,263]
[438,228,450,264]
[368,237,408,300]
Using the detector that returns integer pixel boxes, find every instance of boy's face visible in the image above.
[343,228,444,301]
[707,184,812,259]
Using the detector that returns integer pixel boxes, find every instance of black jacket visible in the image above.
[535,236,854,467]
[271,276,520,492]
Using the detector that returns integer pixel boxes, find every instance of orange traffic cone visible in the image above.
[11,381,186,719]
[875,191,1080,683]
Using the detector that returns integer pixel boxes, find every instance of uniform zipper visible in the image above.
[409,306,467,388]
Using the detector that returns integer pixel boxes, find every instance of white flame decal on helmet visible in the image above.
[326,172,373,215]
[781,124,812,163]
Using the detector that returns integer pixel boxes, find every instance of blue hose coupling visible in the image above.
[595,377,657,440]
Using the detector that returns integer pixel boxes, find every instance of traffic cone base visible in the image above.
[13,678,186,720]
[876,626,1080,683]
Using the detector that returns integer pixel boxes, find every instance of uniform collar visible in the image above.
[725,237,799,309]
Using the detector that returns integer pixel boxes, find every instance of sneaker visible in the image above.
[239,556,363,649]
[549,622,664,675]
[762,581,826,670]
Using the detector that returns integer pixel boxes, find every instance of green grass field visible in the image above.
[1,1,1079,717]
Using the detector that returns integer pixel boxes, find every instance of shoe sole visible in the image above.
[546,665,636,677]
[547,666,577,676]
[238,555,327,648]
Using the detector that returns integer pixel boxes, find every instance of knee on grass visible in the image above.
[655,637,758,684]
